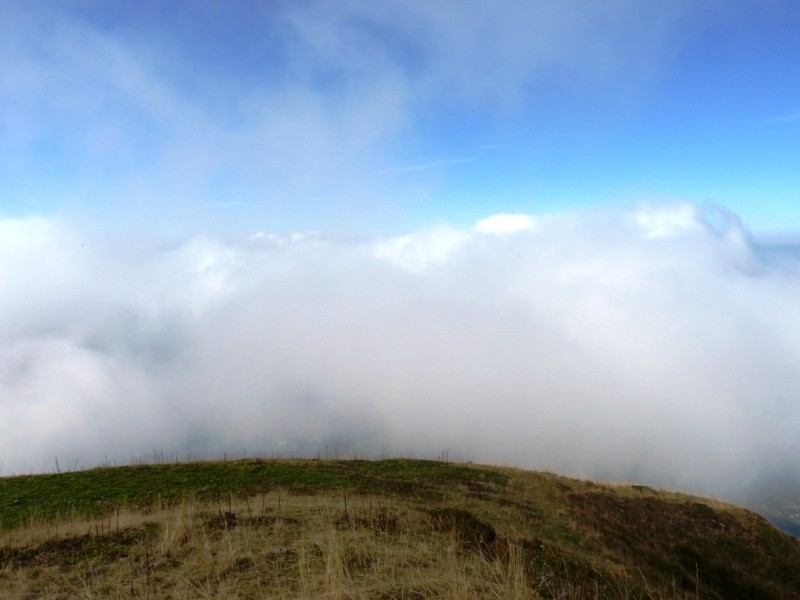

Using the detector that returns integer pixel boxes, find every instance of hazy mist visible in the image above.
[1,202,799,505]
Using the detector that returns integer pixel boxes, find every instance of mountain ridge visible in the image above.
[1,458,798,598]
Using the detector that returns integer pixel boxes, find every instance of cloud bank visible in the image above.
[1,202,799,504]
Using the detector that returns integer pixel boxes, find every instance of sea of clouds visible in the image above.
[1,201,799,504]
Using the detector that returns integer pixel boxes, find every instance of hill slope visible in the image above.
[1,459,798,599]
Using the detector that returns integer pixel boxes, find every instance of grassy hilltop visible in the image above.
[1,458,799,599]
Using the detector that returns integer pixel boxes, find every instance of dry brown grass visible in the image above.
[2,460,799,599]
[0,491,549,600]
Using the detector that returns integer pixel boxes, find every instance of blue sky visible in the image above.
[3,0,800,237]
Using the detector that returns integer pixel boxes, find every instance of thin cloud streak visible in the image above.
[379,158,475,174]
[1,202,798,507]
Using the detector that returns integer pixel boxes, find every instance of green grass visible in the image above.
[0,458,506,530]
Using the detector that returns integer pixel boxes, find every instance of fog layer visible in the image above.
[1,202,799,503]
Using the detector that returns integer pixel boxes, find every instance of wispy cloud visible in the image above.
[0,1,727,234]
[380,158,474,174]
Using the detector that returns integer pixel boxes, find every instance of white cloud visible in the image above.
[634,202,705,238]
[371,225,470,273]
[1,203,798,506]
[475,213,536,234]
[0,216,55,250]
